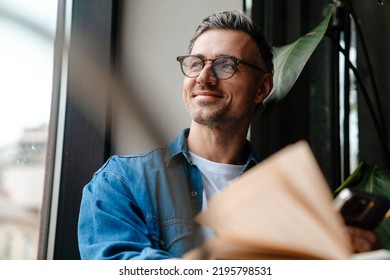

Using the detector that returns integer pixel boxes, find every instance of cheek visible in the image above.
[246,78,263,104]
[231,84,261,110]
[182,78,194,108]
[182,78,194,96]
[231,82,257,101]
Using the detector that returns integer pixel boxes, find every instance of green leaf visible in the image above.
[336,162,390,197]
[335,162,390,249]
[262,4,335,109]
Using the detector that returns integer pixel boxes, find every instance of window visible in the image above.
[339,19,359,179]
[0,0,58,259]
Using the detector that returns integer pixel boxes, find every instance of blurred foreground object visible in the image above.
[184,141,353,259]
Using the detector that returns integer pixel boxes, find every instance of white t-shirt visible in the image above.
[189,151,244,245]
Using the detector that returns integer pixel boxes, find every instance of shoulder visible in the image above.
[98,147,168,176]
[88,128,190,183]
[83,147,169,197]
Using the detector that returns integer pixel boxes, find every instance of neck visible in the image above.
[187,122,249,164]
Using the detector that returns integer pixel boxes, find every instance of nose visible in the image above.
[196,61,218,85]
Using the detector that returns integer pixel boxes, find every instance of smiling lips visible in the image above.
[194,90,223,98]
[192,86,224,99]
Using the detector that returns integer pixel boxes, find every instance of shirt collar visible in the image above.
[165,128,191,166]
[165,128,259,171]
[242,140,260,173]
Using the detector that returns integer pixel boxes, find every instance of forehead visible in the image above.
[191,29,258,58]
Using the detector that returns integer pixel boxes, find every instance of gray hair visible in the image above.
[188,10,274,73]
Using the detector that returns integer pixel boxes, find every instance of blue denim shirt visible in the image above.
[78,128,259,259]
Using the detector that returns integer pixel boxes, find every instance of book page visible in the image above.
[188,141,353,259]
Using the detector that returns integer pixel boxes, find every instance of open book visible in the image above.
[184,141,354,260]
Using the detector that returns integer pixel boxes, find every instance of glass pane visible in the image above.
[0,0,57,259]
[339,21,359,178]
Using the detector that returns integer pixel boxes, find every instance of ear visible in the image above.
[254,73,274,104]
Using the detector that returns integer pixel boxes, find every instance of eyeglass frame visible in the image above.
[176,55,267,80]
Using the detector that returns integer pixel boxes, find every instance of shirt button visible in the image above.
[191,191,198,197]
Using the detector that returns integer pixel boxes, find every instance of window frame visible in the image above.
[38,0,117,260]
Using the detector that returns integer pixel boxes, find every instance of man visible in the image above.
[78,10,378,260]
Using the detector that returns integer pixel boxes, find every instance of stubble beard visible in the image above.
[188,98,248,130]
[190,101,227,128]
[185,86,252,129]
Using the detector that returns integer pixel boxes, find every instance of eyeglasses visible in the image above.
[176,55,266,80]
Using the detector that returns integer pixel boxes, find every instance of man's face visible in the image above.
[182,29,271,129]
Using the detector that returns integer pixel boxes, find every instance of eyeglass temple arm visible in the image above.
[238,59,267,74]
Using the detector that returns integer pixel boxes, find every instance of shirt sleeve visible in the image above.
[77,168,173,260]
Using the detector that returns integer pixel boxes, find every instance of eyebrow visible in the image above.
[190,53,235,59]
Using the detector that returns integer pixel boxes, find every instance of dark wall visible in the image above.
[250,0,390,189]
[250,0,340,189]
[355,1,390,167]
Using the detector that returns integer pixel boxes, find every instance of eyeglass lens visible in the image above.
[181,56,237,79]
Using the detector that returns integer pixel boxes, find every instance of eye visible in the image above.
[187,57,203,70]
[214,57,236,72]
